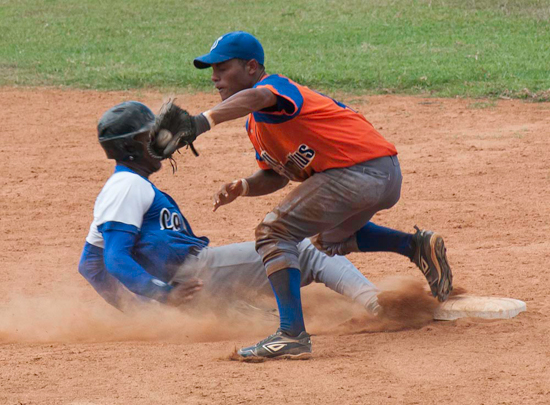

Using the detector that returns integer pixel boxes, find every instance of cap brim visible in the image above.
[193,52,234,69]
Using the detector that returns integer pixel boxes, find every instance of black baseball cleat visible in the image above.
[411,226,453,302]
[237,330,312,359]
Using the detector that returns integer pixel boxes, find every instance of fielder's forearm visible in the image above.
[206,88,277,126]
[244,169,289,197]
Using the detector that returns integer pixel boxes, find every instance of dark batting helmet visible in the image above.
[97,101,155,161]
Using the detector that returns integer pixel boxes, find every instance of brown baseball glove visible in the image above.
[148,101,210,160]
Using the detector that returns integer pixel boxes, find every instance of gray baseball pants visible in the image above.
[256,155,402,275]
[170,239,379,314]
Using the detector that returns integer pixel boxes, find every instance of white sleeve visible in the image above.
[93,172,155,229]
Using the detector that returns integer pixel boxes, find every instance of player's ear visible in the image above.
[246,59,259,75]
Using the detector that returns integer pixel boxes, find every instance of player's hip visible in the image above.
[294,154,402,211]
[255,156,402,245]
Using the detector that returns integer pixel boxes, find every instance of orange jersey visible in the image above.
[246,74,397,181]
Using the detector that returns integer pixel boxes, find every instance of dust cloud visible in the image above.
[329,276,446,334]
[0,277,456,343]
[0,287,276,344]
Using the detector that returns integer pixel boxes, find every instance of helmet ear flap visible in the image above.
[124,141,137,154]
[121,138,143,161]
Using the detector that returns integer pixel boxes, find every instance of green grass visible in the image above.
[1,0,549,98]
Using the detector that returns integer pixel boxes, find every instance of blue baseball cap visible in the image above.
[193,31,264,69]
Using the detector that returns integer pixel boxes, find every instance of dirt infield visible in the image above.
[1,87,549,404]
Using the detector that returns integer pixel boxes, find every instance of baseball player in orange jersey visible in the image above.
[183,31,453,359]
[81,101,383,322]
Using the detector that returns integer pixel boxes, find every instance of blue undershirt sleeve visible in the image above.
[78,242,130,310]
[102,228,173,302]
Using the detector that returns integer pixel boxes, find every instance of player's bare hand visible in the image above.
[165,278,203,307]
[212,180,244,212]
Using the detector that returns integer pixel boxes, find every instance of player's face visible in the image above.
[136,132,162,173]
[211,59,254,100]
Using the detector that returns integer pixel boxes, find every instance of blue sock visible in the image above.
[356,222,414,259]
[268,268,305,337]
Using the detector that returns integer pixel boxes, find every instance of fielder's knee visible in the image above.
[255,215,300,276]
[311,233,359,257]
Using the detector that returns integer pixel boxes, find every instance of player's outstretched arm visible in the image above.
[206,87,277,125]
[151,88,277,159]
[213,169,288,211]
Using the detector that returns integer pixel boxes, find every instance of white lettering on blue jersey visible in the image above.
[159,207,186,232]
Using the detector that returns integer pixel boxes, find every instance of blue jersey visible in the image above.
[79,165,209,306]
